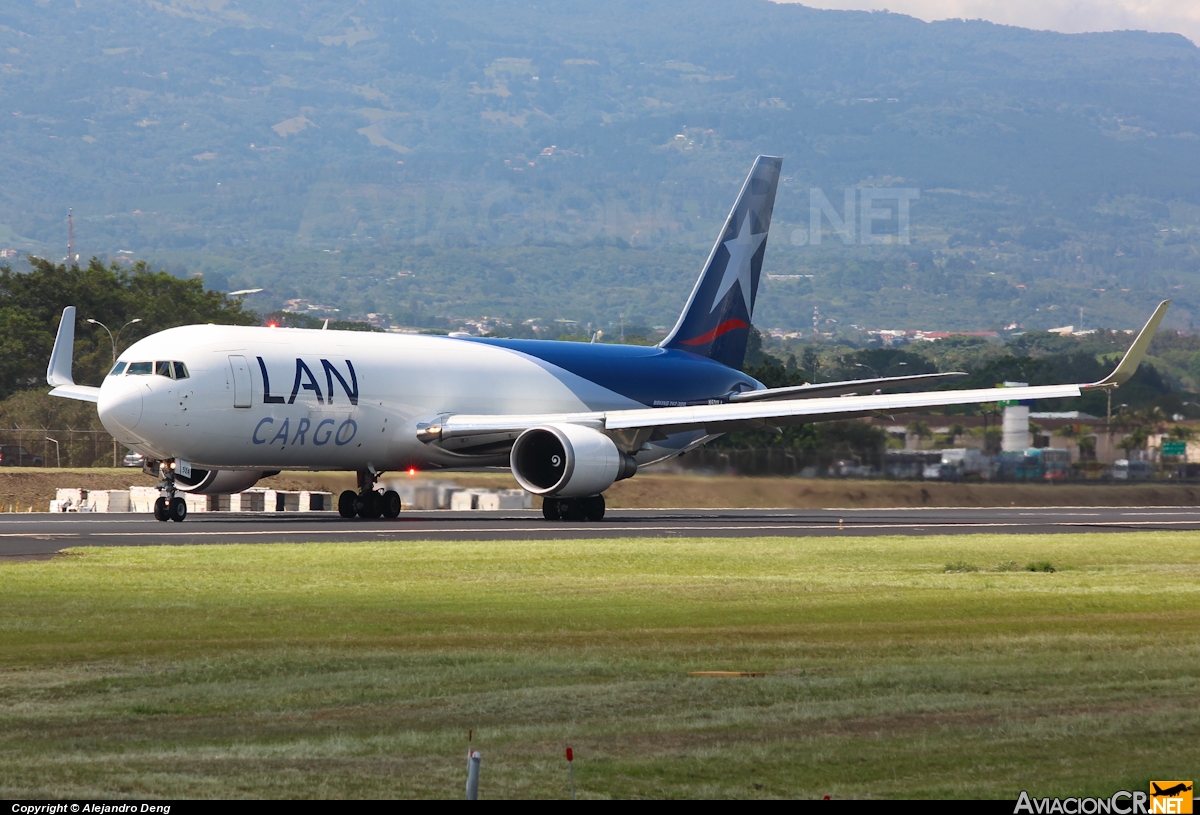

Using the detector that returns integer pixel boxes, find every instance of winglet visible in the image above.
[46,306,77,387]
[1085,300,1170,389]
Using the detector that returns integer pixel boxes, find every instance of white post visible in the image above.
[466,750,481,800]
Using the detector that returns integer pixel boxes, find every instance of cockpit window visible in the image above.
[126,361,188,378]
[108,361,127,376]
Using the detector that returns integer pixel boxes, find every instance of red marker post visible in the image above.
[565,747,575,800]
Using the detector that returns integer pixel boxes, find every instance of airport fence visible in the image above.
[676,446,883,477]
[0,427,122,468]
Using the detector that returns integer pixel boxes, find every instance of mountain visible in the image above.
[1,0,1198,334]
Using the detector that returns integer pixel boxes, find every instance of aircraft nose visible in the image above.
[99,381,143,435]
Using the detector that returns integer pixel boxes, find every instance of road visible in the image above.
[3,505,1200,558]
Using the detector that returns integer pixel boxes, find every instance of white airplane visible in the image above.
[45,156,1169,523]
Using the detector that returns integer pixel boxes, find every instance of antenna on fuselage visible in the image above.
[322,319,329,330]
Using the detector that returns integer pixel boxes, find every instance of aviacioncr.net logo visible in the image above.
[1015,783,1193,815]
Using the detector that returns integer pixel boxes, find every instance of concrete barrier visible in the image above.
[52,486,334,513]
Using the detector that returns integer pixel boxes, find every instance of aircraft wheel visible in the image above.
[357,490,381,519]
[381,490,402,519]
[541,497,562,521]
[583,494,605,521]
[561,498,587,522]
[153,496,170,522]
[169,496,187,522]
[338,490,357,519]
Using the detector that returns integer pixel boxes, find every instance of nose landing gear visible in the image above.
[153,462,187,522]
[338,469,402,519]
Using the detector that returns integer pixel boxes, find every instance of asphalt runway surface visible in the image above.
[3,505,1200,558]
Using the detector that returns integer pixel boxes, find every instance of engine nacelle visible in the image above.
[510,424,636,497]
[174,468,272,495]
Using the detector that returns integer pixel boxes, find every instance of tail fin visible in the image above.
[660,155,782,369]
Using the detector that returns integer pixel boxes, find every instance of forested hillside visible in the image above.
[2,0,1198,333]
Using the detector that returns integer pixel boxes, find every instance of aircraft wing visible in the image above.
[421,300,1169,448]
[727,371,967,402]
[49,384,100,403]
[46,305,102,403]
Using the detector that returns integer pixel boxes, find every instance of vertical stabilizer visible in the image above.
[660,155,782,369]
[47,306,77,387]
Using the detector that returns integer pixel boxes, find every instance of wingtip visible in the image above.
[1086,300,1171,389]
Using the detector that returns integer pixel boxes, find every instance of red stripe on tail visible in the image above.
[680,319,749,346]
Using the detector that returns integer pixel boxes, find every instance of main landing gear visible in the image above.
[152,461,187,522]
[338,469,402,519]
[542,494,605,522]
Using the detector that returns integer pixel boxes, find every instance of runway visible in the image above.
[3,505,1200,558]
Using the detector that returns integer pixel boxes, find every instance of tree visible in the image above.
[906,420,932,448]
[1168,424,1195,441]
[941,423,965,445]
[0,257,256,399]
[800,347,820,383]
[1077,435,1097,460]
[1119,427,1150,458]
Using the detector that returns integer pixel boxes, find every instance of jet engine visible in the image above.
[510,424,636,497]
[173,468,273,495]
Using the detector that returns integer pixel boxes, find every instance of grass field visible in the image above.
[1,533,1197,799]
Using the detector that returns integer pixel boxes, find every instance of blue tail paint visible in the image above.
[660,155,782,370]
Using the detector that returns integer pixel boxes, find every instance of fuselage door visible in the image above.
[229,355,252,408]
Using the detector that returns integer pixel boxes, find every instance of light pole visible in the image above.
[45,437,60,468]
[86,317,140,467]
[87,317,142,363]
[854,362,880,379]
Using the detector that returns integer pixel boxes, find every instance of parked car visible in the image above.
[1170,463,1200,480]
[122,451,146,468]
[922,462,961,482]
[0,445,44,466]
[1112,459,1154,480]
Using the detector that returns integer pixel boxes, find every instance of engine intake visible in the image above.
[174,468,272,495]
[510,424,636,497]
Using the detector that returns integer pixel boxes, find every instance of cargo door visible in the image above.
[229,355,252,408]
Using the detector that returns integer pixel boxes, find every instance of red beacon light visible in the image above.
[408,467,417,476]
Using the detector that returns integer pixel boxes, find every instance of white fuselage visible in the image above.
[99,325,665,472]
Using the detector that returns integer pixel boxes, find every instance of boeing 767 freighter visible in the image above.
[45,156,1169,522]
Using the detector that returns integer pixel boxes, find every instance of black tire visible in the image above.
[153,496,170,522]
[169,496,187,522]
[381,490,402,518]
[561,498,587,522]
[584,494,605,521]
[542,497,562,521]
[358,490,381,519]
[338,490,357,519]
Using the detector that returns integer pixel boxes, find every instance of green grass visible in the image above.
[1,533,1198,799]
